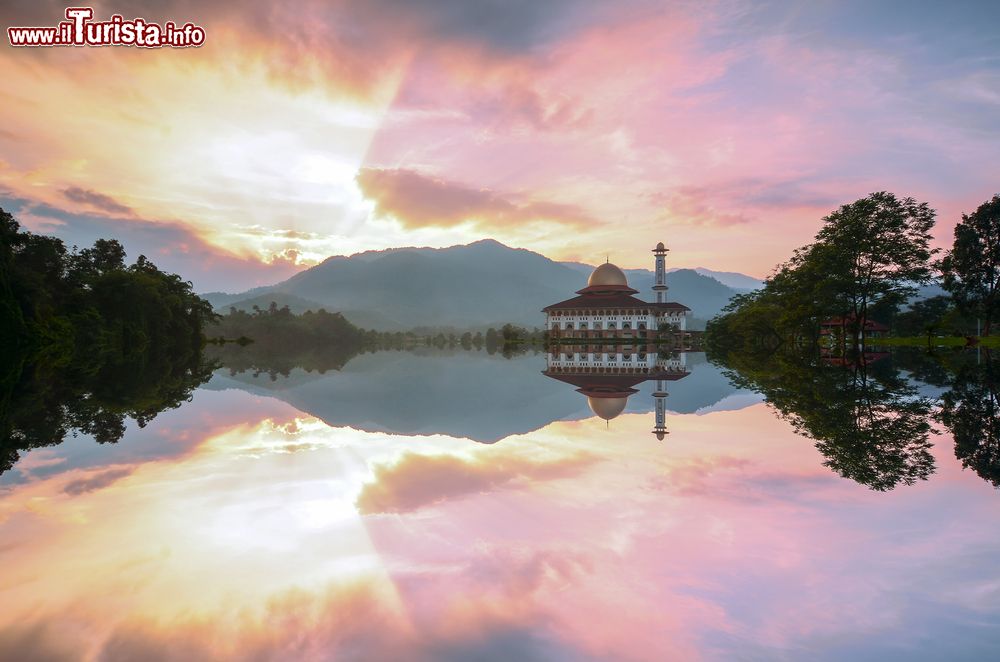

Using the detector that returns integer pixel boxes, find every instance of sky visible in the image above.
[1,0,999,291]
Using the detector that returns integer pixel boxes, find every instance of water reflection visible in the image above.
[208,349,749,444]
[543,346,690,439]
[712,348,940,490]
[709,345,1000,492]
[0,348,212,476]
[2,345,1000,659]
[939,350,1000,487]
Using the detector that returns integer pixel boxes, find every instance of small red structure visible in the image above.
[819,315,889,339]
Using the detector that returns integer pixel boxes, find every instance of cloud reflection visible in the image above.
[0,387,999,660]
[356,450,597,514]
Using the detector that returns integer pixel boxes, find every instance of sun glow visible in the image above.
[0,35,401,267]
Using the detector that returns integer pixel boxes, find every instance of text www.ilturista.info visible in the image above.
[7,7,205,48]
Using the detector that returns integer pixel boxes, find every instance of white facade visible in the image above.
[547,350,688,372]
[545,309,687,334]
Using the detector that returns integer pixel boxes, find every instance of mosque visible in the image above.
[543,242,690,340]
[543,349,690,440]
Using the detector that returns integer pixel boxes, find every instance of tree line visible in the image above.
[206,306,546,379]
[422,324,544,351]
[1,207,216,364]
[1,207,217,472]
[707,192,1000,349]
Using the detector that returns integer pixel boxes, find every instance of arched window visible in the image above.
[622,322,632,330]
[607,322,616,330]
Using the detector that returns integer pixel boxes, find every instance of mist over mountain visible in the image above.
[687,268,764,291]
[202,240,749,330]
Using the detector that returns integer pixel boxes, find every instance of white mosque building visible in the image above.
[543,243,690,340]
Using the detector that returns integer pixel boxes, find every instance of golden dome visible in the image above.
[588,262,629,288]
[587,396,628,421]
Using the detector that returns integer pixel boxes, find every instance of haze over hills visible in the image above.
[202,239,754,330]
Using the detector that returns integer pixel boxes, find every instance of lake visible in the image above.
[1,348,998,660]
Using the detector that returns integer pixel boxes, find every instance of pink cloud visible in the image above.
[356,167,597,231]
[356,449,596,514]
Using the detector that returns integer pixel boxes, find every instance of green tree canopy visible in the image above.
[707,192,937,349]
[940,194,1000,335]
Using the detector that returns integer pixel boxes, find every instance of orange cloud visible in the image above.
[61,467,134,496]
[356,167,596,231]
[356,450,596,514]
[60,187,135,217]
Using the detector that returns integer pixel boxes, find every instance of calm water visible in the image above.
[1,349,999,660]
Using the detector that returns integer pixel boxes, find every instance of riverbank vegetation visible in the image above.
[1,207,216,365]
[707,193,1000,351]
[1,207,218,471]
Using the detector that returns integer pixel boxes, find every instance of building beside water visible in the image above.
[543,242,690,340]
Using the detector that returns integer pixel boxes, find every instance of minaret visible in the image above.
[652,242,669,304]
[652,379,668,440]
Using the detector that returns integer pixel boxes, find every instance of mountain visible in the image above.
[688,268,763,291]
[562,263,764,292]
[202,240,746,330]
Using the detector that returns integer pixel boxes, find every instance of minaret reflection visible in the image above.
[542,345,690,439]
[652,379,669,440]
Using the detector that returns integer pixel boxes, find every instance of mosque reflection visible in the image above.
[543,345,689,439]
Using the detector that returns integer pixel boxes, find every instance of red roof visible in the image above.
[543,370,690,392]
[821,351,890,366]
[542,293,690,312]
[820,316,889,332]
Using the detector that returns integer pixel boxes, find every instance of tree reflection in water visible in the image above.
[712,347,936,491]
[939,350,1000,487]
[0,349,214,475]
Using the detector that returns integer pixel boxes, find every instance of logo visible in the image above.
[7,7,206,48]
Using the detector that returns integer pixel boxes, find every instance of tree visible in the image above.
[501,323,525,342]
[0,209,26,347]
[893,295,952,341]
[814,192,936,342]
[706,192,936,350]
[940,194,1000,335]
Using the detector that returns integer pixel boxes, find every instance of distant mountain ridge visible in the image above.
[561,262,763,292]
[202,239,750,330]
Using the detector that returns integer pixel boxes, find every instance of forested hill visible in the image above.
[202,239,747,330]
